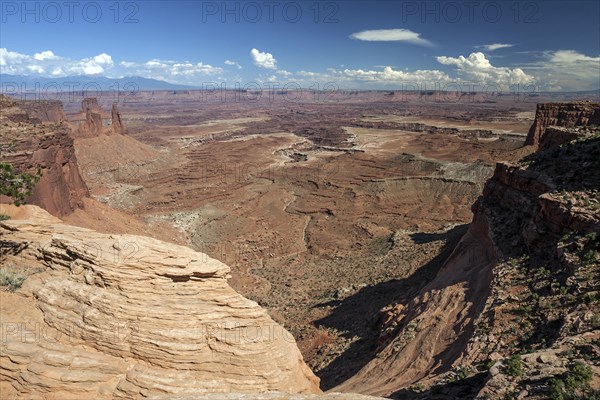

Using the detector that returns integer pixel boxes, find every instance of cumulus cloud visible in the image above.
[0,48,223,84]
[350,29,434,47]
[292,66,452,89]
[476,43,514,51]
[250,48,277,69]
[0,48,29,68]
[224,60,242,69]
[436,52,535,87]
[76,53,114,75]
[0,48,114,76]
[33,50,59,61]
[522,50,600,91]
[294,53,537,90]
[333,66,450,84]
[121,58,223,79]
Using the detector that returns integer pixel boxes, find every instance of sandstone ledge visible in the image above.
[0,205,321,398]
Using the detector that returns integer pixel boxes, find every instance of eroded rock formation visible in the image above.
[0,205,322,399]
[336,104,600,398]
[112,103,124,134]
[525,102,600,146]
[17,100,67,123]
[74,98,124,137]
[0,96,89,217]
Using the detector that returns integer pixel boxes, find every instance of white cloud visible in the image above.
[27,65,46,74]
[333,66,451,85]
[436,52,535,87]
[476,43,514,51]
[33,50,58,61]
[548,49,599,64]
[349,29,433,47]
[224,60,242,69]
[0,48,223,84]
[75,53,114,75]
[0,48,114,76]
[0,48,29,67]
[121,59,223,81]
[291,66,452,89]
[522,50,600,91]
[293,53,538,90]
[276,69,292,77]
[250,48,277,69]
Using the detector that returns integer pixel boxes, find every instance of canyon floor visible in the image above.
[64,92,537,388]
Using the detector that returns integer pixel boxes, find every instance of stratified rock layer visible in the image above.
[0,96,89,217]
[0,205,321,399]
[525,102,600,146]
[17,100,67,123]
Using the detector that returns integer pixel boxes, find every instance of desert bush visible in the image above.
[0,162,42,206]
[505,355,523,377]
[549,362,595,400]
[0,265,27,291]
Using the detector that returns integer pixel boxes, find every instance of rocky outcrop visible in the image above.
[81,97,107,116]
[78,104,105,138]
[336,104,600,398]
[0,96,89,217]
[525,102,600,146]
[0,205,322,399]
[18,100,67,122]
[111,103,124,134]
[74,98,123,138]
[149,393,386,400]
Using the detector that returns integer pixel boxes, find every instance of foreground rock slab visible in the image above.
[0,205,321,399]
[148,393,387,399]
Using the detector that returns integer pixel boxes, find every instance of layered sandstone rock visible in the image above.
[0,96,89,217]
[149,393,386,400]
[525,102,600,146]
[18,100,67,123]
[0,205,321,399]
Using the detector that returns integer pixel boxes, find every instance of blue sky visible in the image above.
[1,0,599,91]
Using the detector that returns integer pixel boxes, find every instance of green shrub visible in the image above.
[549,362,594,400]
[505,355,523,377]
[0,162,42,206]
[0,265,26,291]
[0,213,10,221]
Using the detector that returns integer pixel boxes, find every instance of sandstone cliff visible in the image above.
[337,104,600,399]
[525,102,600,146]
[17,100,67,123]
[0,205,323,399]
[0,96,89,217]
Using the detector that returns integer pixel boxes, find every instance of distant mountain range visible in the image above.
[0,74,198,91]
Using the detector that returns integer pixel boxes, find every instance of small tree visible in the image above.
[1,142,42,208]
[0,162,42,206]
